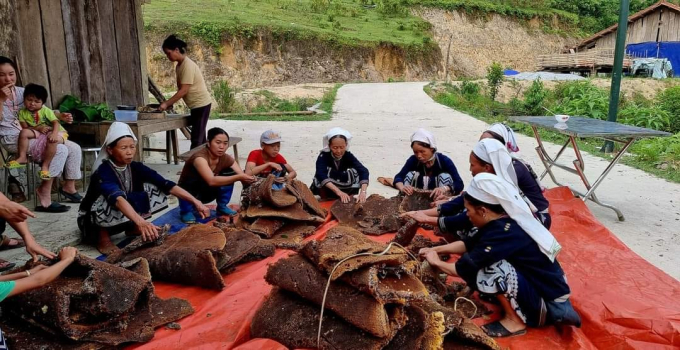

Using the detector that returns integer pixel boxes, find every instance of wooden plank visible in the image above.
[15,0,49,98]
[113,0,143,106]
[669,12,679,41]
[97,0,122,107]
[134,0,149,105]
[61,0,88,101]
[83,0,106,103]
[39,0,71,107]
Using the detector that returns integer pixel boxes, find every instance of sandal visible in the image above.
[0,235,25,251]
[5,160,26,169]
[0,259,16,272]
[59,189,83,203]
[481,321,527,338]
[39,170,51,180]
[377,177,394,188]
[35,203,70,213]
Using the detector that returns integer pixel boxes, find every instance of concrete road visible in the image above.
[3,82,678,280]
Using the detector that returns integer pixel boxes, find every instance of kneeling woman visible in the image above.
[177,127,255,223]
[393,129,464,199]
[420,173,579,337]
[310,128,369,203]
[79,123,210,254]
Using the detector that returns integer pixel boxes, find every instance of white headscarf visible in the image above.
[467,173,561,261]
[487,123,519,153]
[322,127,352,152]
[472,139,518,187]
[93,122,138,169]
[410,128,437,150]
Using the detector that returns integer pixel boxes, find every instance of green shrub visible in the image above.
[486,62,504,101]
[311,0,331,13]
[630,133,680,162]
[619,105,672,131]
[551,81,609,120]
[657,86,680,133]
[377,0,409,17]
[460,80,481,96]
[212,80,235,113]
[523,79,548,115]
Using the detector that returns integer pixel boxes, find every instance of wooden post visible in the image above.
[16,0,50,101]
[97,0,123,107]
[39,0,71,107]
[443,34,453,83]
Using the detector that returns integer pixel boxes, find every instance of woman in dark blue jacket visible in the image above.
[78,123,209,254]
[310,128,369,203]
[393,128,464,199]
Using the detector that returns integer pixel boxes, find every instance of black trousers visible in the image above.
[190,103,212,149]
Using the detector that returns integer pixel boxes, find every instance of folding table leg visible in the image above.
[171,130,179,165]
[165,131,171,165]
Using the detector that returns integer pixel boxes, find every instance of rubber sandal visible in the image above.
[59,189,83,203]
[181,211,197,224]
[0,259,16,272]
[481,321,527,338]
[217,205,238,217]
[5,160,25,169]
[0,235,25,251]
[39,170,51,180]
[377,177,394,187]
[35,203,70,213]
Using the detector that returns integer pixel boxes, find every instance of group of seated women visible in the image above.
[74,121,580,338]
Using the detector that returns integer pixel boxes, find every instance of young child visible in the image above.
[9,84,68,179]
[245,130,297,188]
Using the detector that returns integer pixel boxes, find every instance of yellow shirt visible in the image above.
[176,57,212,109]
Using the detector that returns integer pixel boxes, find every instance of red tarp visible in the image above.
[127,188,680,350]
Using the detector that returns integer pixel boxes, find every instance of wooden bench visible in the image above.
[179,136,243,164]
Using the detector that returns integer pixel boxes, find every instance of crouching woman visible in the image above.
[78,123,210,254]
[420,173,580,337]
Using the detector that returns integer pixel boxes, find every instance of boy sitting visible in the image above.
[245,130,296,188]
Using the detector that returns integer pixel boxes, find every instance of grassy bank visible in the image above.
[211,84,341,121]
[143,0,435,50]
[425,80,680,183]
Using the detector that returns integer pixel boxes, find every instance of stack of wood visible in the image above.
[237,175,327,251]
[0,256,193,349]
[537,48,632,72]
[251,226,500,350]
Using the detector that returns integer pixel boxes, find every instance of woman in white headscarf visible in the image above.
[78,122,210,254]
[482,123,520,154]
[310,127,369,203]
[419,173,580,338]
[391,128,464,199]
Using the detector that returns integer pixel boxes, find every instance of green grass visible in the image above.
[143,0,435,50]
[211,84,341,121]
[424,83,680,184]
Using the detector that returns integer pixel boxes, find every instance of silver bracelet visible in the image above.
[25,270,31,277]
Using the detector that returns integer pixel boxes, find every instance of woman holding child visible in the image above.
[0,56,82,212]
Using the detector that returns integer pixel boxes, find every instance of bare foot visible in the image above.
[14,155,27,164]
[97,231,119,255]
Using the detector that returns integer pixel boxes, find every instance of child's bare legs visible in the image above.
[41,133,65,173]
[14,128,36,164]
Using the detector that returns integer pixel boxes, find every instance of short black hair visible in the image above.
[108,135,135,148]
[0,56,18,72]
[485,131,505,145]
[471,152,491,167]
[464,192,506,215]
[207,127,229,142]
[411,141,434,150]
[162,34,188,54]
[24,84,48,103]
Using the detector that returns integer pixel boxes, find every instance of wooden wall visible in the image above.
[592,9,680,50]
[9,0,147,108]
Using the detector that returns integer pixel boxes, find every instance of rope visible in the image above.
[454,296,477,319]
[316,241,416,348]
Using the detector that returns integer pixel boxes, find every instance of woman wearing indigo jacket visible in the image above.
[393,128,464,199]
[78,123,210,254]
[310,127,369,204]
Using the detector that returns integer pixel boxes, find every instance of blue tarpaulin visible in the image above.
[626,41,680,77]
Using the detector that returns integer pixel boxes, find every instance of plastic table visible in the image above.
[510,116,671,221]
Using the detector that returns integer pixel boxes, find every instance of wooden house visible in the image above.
[0,0,148,108]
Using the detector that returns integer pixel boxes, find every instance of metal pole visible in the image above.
[602,0,630,153]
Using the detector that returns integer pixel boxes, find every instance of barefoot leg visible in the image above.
[41,141,57,173]
[15,129,35,164]
[97,228,119,255]
[496,294,527,334]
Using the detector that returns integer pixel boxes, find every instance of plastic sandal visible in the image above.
[39,170,51,180]
[5,160,26,169]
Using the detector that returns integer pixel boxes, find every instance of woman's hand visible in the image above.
[58,247,78,262]
[35,125,50,134]
[239,173,256,184]
[0,200,36,222]
[431,186,449,200]
[401,185,414,196]
[423,250,442,266]
[337,191,351,204]
[136,221,159,242]
[356,191,367,203]
[430,198,450,208]
[195,202,211,219]
[418,247,434,257]
[403,210,430,223]
[24,236,56,261]
[0,84,12,101]
[159,102,169,111]
[57,112,73,124]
